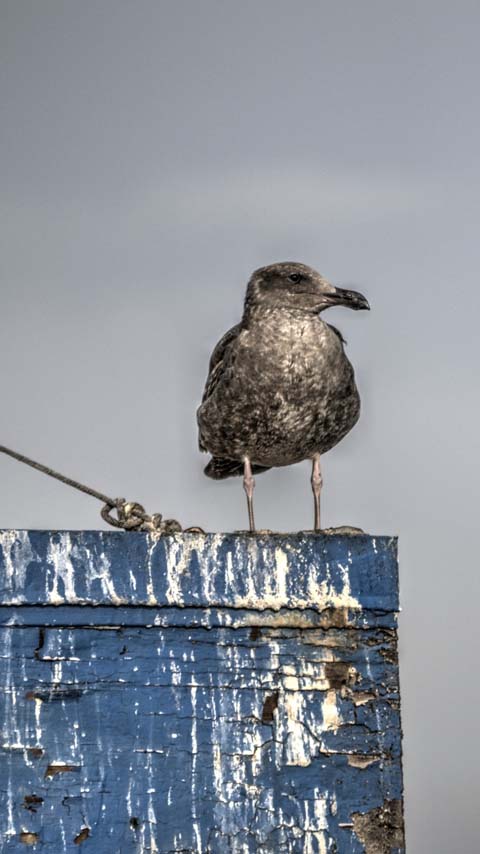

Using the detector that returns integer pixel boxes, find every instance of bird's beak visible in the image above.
[326,287,370,311]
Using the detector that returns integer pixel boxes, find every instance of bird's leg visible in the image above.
[311,453,323,531]
[243,456,256,533]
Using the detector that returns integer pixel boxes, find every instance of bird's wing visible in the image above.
[201,323,241,404]
[197,323,240,452]
[326,323,347,345]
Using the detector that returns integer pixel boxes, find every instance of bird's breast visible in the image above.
[237,317,345,390]
[198,313,360,466]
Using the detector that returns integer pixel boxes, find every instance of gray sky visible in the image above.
[1,2,479,850]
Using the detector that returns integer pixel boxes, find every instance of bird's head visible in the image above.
[244,262,370,314]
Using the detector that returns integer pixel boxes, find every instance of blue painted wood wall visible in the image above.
[0,531,404,853]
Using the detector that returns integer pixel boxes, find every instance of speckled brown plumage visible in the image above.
[197,261,369,529]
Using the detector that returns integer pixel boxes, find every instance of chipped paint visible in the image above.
[352,799,405,852]
[307,561,362,611]
[0,530,399,614]
[347,754,381,769]
[0,530,403,852]
[19,831,39,845]
[321,689,342,731]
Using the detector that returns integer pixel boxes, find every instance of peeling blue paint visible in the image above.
[0,531,404,853]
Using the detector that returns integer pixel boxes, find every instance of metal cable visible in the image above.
[0,444,202,534]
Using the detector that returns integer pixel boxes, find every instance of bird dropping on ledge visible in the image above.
[197,261,370,532]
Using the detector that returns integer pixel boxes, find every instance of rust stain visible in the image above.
[249,626,262,641]
[23,794,44,813]
[325,661,357,690]
[320,606,351,628]
[74,827,90,844]
[26,687,85,703]
[45,763,80,779]
[380,645,398,665]
[352,799,404,853]
[19,832,39,845]
[261,691,279,724]
[27,748,43,759]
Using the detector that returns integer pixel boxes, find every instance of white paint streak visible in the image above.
[46,534,79,604]
[34,698,43,744]
[97,551,122,605]
[0,531,34,602]
[281,691,318,767]
[274,547,289,601]
[306,562,361,611]
[164,538,187,606]
[190,677,203,854]
[224,550,235,592]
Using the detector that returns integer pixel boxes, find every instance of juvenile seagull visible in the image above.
[197,262,369,532]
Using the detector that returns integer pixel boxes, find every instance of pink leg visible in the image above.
[311,453,323,531]
[243,456,256,533]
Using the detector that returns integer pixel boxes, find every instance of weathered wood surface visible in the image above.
[0,531,404,853]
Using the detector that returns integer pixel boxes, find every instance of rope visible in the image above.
[0,444,203,534]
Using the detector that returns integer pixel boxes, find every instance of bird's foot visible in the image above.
[233,528,273,535]
[315,525,365,535]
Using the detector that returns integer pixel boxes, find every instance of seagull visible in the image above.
[197,262,369,532]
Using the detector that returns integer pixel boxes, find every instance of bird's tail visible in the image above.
[204,457,271,480]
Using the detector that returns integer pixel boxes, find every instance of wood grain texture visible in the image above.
[0,531,404,853]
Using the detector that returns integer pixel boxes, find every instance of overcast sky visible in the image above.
[1,3,479,851]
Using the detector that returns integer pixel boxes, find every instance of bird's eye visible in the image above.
[288,273,302,284]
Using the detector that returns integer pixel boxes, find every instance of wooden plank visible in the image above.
[0,531,398,612]
[0,531,404,853]
[0,604,398,630]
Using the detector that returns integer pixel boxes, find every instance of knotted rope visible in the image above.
[0,445,203,534]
